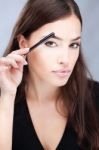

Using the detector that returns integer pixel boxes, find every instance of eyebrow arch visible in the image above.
[51,35,81,41]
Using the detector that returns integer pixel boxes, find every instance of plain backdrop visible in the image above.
[0,0,99,81]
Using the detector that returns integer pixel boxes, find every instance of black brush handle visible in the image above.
[29,32,55,52]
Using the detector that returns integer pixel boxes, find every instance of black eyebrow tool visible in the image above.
[28,32,55,54]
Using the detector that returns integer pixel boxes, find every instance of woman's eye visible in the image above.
[44,41,57,47]
[70,43,80,49]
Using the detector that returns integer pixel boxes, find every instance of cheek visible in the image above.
[27,50,52,72]
[70,50,79,66]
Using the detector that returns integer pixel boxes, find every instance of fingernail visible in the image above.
[25,48,30,51]
[24,61,28,65]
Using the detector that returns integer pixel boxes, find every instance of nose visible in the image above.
[57,47,69,66]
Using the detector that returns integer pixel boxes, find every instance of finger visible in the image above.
[0,57,19,68]
[0,66,10,72]
[7,53,28,65]
[11,48,29,55]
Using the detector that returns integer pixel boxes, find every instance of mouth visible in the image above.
[52,69,71,77]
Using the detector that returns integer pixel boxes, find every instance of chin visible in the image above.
[52,78,69,87]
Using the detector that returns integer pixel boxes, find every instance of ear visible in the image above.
[17,34,28,49]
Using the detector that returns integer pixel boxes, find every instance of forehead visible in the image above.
[30,15,81,42]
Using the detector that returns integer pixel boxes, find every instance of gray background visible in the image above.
[0,0,99,81]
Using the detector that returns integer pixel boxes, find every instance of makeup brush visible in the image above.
[27,32,55,54]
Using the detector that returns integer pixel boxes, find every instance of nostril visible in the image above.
[57,58,69,66]
[57,55,69,65]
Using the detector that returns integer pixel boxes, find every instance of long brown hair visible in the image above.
[3,0,99,149]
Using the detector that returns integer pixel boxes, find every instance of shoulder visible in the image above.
[88,79,99,112]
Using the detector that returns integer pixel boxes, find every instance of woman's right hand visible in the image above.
[0,48,29,94]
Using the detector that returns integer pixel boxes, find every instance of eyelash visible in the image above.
[44,40,80,49]
[44,41,57,47]
[69,43,80,49]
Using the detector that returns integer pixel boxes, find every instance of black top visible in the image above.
[12,81,99,150]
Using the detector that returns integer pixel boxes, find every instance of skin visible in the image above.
[0,14,81,150]
[18,14,81,103]
[0,48,29,150]
[17,14,81,149]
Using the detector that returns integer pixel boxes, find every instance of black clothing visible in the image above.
[12,81,99,150]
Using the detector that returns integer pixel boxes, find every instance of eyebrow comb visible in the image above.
[27,32,55,54]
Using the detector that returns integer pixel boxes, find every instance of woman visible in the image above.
[0,0,99,149]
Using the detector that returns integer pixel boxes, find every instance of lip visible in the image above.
[52,69,71,77]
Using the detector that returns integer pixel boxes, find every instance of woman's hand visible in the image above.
[0,48,29,94]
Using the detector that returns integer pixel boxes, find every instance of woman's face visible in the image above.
[26,15,81,87]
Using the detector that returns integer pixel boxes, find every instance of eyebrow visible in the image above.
[52,35,81,42]
[29,32,55,52]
